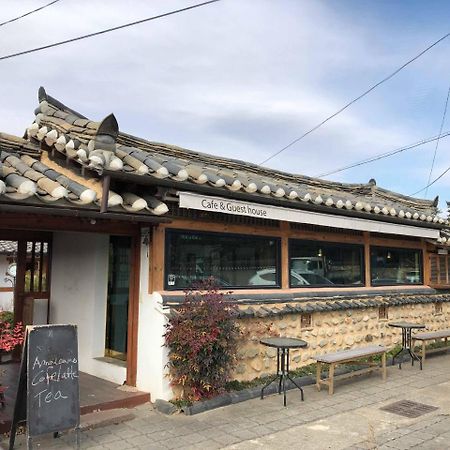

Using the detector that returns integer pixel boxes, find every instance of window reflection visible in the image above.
[371,247,422,285]
[289,240,364,287]
[166,230,280,289]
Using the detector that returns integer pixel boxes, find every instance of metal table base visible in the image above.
[389,323,425,370]
[260,346,304,407]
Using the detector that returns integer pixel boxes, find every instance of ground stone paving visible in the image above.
[3,354,450,449]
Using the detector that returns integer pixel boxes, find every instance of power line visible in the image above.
[259,32,450,166]
[425,84,450,197]
[0,0,221,62]
[412,164,450,196]
[0,0,62,28]
[315,131,450,178]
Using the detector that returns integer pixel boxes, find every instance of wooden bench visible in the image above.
[413,329,450,365]
[314,345,387,395]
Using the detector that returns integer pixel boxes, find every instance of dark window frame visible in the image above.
[288,238,365,288]
[164,229,281,290]
[370,246,423,287]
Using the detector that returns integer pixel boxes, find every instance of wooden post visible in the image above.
[150,225,165,293]
[381,352,387,381]
[422,241,431,286]
[363,232,371,287]
[280,222,289,289]
[126,233,141,386]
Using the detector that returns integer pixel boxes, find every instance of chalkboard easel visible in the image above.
[9,324,80,450]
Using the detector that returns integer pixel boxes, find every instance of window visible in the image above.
[301,313,312,328]
[379,305,388,320]
[289,239,364,287]
[165,230,280,289]
[370,247,422,286]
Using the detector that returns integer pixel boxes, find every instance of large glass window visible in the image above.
[289,240,364,287]
[165,230,280,289]
[371,247,422,286]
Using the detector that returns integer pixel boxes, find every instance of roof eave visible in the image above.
[102,169,443,231]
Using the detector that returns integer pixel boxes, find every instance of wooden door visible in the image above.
[14,238,52,326]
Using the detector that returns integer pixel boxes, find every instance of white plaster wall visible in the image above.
[50,232,126,385]
[0,254,14,311]
[136,228,172,400]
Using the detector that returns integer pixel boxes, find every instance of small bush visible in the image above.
[0,311,14,327]
[164,279,240,401]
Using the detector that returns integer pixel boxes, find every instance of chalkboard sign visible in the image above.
[9,325,80,449]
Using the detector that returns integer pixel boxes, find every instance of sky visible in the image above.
[1,0,449,210]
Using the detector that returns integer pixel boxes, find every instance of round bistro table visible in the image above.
[260,337,307,406]
[388,322,426,370]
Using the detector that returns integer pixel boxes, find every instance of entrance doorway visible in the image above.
[0,233,51,326]
[105,236,132,361]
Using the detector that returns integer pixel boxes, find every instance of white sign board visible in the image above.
[178,191,440,239]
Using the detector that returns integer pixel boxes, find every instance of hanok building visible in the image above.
[1,87,450,401]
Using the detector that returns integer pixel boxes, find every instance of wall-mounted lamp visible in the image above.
[317,248,323,257]
[386,251,392,260]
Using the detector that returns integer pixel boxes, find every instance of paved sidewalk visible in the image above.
[3,352,450,449]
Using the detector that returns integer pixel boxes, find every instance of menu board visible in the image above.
[9,325,80,448]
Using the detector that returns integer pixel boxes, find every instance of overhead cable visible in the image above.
[412,164,450,196]
[0,0,63,28]
[425,84,450,197]
[316,131,450,178]
[0,0,221,62]
[259,32,450,166]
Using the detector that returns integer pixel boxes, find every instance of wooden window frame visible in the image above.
[164,228,281,291]
[152,219,428,294]
[369,245,424,287]
[288,238,365,288]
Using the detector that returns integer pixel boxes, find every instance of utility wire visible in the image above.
[259,32,450,166]
[315,131,450,178]
[0,0,221,62]
[0,0,62,28]
[425,84,450,197]
[412,164,450,196]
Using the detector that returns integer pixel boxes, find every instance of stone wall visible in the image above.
[232,301,449,381]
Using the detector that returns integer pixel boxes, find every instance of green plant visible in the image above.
[0,311,14,327]
[164,279,240,401]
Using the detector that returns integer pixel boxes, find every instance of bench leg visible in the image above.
[328,363,335,395]
[422,341,426,365]
[381,352,387,381]
[316,362,322,392]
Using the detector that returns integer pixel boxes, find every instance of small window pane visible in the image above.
[289,239,364,287]
[166,230,280,289]
[370,247,422,286]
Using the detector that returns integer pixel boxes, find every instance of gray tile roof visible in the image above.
[164,291,450,317]
[1,87,448,227]
[0,132,168,217]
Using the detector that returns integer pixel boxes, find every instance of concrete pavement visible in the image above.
[4,351,450,449]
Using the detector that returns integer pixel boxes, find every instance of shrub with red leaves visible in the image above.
[164,278,239,401]
[0,319,24,353]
